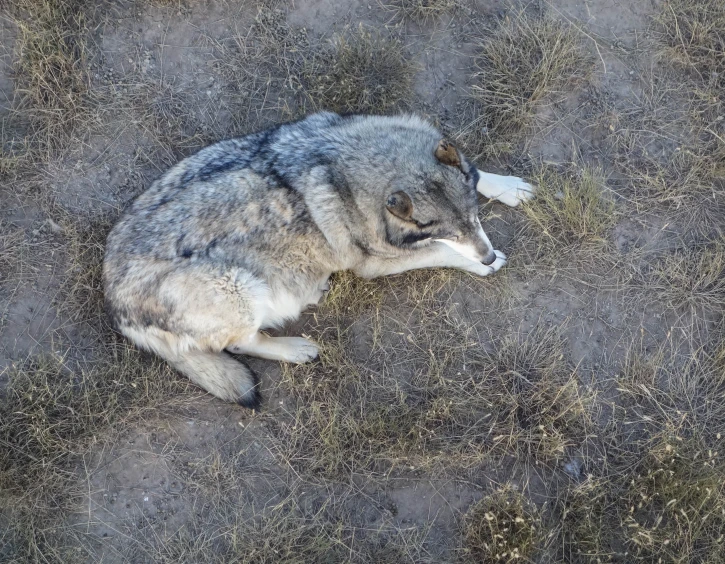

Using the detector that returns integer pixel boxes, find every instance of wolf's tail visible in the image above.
[167,350,260,408]
[119,326,261,407]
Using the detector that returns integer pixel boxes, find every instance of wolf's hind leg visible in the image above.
[227,333,319,364]
[476,171,535,207]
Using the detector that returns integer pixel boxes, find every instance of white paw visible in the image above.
[477,174,536,207]
[280,337,319,364]
[489,250,507,272]
[463,250,507,277]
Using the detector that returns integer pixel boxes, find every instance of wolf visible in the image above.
[103,112,534,407]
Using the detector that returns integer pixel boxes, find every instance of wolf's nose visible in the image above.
[481,250,497,266]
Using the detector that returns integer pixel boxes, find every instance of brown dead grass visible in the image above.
[300,24,414,114]
[6,0,95,161]
[643,241,725,319]
[655,0,725,87]
[382,0,458,22]
[276,320,593,478]
[461,11,593,158]
[520,166,616,259]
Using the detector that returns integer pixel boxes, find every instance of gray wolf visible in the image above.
[103,112,534,407]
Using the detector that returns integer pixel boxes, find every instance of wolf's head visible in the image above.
[382,138,497,265]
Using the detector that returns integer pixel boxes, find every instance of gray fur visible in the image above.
[104,112,533,406]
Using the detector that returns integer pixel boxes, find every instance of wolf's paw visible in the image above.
[478,175,536,207]
[463,250,507,277]
[279,337,319,364]
[488,250,507,273]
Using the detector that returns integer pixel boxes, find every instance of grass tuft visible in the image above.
[623,433,725,562]
[301,25,414,114]
[461,487,542,563]
[382,0,457,22]
[521,166,616,253]
[472,326,593,461]
[655,0,725,86]
[464,11,592,157]
[644,241,725,316]
[559,477,619,562]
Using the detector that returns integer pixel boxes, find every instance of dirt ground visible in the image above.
[1,0,724,562]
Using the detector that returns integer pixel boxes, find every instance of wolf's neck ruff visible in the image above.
[103,112,534,407]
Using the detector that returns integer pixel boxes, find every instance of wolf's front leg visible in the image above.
[228,333,318,363]
[354,243,506,279]
[477,171,535,207]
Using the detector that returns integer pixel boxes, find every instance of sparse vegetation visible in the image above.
[644,242,725,317]
[0,348,189,495]
[463,11,593,157]
[383,0,457,22]
[655,0,725,86]
[0,220,27,291]
[56,212,113,331]
[521,166,616,253]
[7,0,95,160]
[277,323,592,477]
[0,347,193,560]
[301,25,414,114]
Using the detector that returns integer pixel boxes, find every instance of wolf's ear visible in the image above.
[434,139,461,168]
[386,191,414,221]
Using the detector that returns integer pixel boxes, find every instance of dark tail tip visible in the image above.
[237,364,262,410]
[238,387,262,410]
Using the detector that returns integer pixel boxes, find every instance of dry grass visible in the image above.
[300,25,414,114]
[7,0,95,161]
[520,166,616,255]
[554,337,725,562]
[623,433,725,562]
[556,433,725,563]
[0,348,188,495]
[382,0,457,22]
[558,476,620,562]
[461,486,542,563]
[0,346,193,561]
[611,88,725,221]
[150,493,433,564]
[462,11,593,158]
[54,212,113,333]
[655,0,725,86]
[0,220,27,291]
[643,241,725,318]
[116,77,209,167]
[610,0,725,230]
[472,326,593,461]
[276,321,592,477]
